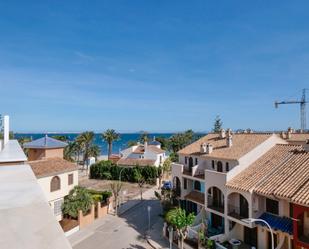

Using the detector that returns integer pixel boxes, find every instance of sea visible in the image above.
[14,133,174,156]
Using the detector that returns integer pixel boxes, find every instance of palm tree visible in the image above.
[76,131,96,169]
[102,129,120,158]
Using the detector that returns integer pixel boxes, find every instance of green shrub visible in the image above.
[87,189,112,203]
[90,160,158,184]
[91,194,102,203]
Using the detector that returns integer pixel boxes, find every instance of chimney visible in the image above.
[220,129,226,139]
[227,134,233,147]
[287,127,293,139]
[304,140,309,152]
[200,143,213,154]
[227,128,232,137]
[3,115,9,145]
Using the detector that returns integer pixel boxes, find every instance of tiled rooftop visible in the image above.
[29,157,78,178]
[178,133,273,160]
[23,135,68,149]
[226,144,300,192]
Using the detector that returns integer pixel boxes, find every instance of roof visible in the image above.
[257,212,293,235]
[281,132,309,142]
[23,135,68,149]
[0,140,27,163]
[117,158,156,167]
[254,149,309,202]
[226,144,300,192]
[149,140,161,146]
[184,190,205,206]
[132,145,145,154]
[147,145,165,154]
[29,158,78,178]
[0,164,72,249]
[178,133,273,160]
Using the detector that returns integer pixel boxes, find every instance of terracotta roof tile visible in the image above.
[226,144,300,192]
[29,157,78,178]
[147,145,165,154]
[178,133,273,160]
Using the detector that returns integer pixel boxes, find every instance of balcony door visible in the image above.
[188,157,193,172]
[213,187,223,208]
[244,227,257,247]
[239,195,249,218]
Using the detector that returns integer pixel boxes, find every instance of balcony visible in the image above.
[184,190,205,206]
[183,165,205,180]
[207,196,224,213]
[228,204,249,220]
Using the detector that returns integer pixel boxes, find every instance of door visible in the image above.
[213,188,223,208]
[244,227,257,247]
[211,213,222,229]
[239,195,249,218]
[188,157,193,172]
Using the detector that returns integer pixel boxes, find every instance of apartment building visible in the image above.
[0,115,71,249]
[172,128,309,249]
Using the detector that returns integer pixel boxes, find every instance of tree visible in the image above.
[110,181,123,216]
[213,115,223,133]
[127,140,137,147]
[165,208,195,249]
[62,186,93,219]
[102,129,120,158]
[133,169,145,200]
[158,158,172,188]
[155,136,169,150]
[139,131,149,144]
[51,135,68,142]
[76,131,96,170]
[63,141,77,162]
[168,130,195,153]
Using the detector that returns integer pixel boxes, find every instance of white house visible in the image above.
[24,136,78,221]
[118,138,167,167]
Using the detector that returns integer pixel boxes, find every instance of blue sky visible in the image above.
[0,1,308,133]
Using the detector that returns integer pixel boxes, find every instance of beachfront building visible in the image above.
[172,128,309,249]
[24,136,78,221]
[117,138,167,167]
[0,115,71,249]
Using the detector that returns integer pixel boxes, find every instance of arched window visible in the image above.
[194,181,201,191]
[50,176,61,192]
[217,161,223,172]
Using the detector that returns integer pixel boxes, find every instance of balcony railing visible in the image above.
[207,196,224,213]
[228,204,249,220]
[183,165,205,180]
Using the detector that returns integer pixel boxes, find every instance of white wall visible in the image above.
[37,170,78,220]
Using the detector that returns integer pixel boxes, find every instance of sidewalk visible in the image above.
[117,186,157,215]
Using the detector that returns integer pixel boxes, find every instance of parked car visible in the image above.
[161,181,172,190]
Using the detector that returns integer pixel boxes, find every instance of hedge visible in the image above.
[90,160,158,184]
[87,189,112,203]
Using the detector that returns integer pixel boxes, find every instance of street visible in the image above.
[69,198,166,249]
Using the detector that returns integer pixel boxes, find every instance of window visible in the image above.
[212,160,215,169]
[195,158,198,165]
[50,176,61,192]
[266,198,279,215]
[54,199,63,216]
[68,173,73,185]
[184,178,187,189]
[226,162,229,172]
[194,181,201,191]
[217,161,223,172]
[289,203,293,218]
[185,157,188,164]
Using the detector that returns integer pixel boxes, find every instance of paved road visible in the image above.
[70,199,163,249]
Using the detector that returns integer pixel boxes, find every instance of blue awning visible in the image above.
[258,213,293,235]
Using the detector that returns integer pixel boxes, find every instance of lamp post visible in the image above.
[147,206,151,233]
[242,218,274,249]
[168,226,173,249]
[116,167,126,216]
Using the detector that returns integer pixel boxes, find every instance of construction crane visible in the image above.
[275,89,308,131]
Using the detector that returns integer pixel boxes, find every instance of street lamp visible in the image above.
[147,206,151,233]
[242,218,274,249]
[168,226,173,249]
[116,167,126,216]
